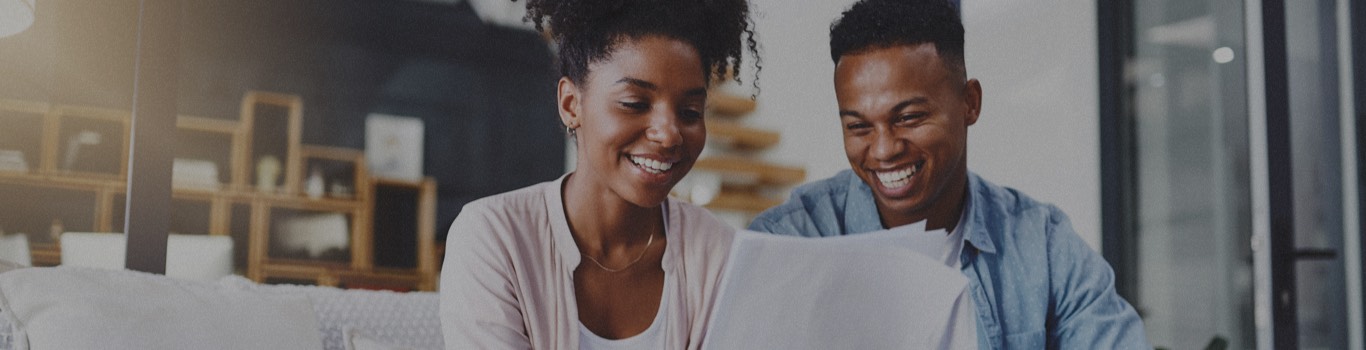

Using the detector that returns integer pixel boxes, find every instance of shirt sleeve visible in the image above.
[439,204,533,350]
[1045,209,1151,349]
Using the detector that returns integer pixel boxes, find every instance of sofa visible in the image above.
[0,263,443,350]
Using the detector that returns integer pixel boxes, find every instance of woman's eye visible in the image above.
[681,108,704,120]
[620,101,649,111]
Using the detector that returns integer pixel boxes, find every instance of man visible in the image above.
[747,0,1150,348]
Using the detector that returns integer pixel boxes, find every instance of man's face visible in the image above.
[833,43,981,229]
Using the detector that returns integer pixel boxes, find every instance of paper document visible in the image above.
[703,223,977,349]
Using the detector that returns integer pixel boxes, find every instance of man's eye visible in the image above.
[898,113,926,123]
[846,122,870,130]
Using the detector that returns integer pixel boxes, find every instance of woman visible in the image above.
[439,0,759,348]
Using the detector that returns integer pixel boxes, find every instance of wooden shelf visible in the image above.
[4,95,437,291]
[704,191,782,214]
[694,156,806,186]
[0,171,123,190]
[29,242,60,267]
[708,92,757,117]
[707,120,779,150]
[259,260,432,291]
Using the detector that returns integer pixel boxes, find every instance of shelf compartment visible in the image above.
[369,177,438,289]
[0,99,49,174]
[174,115,242,190]
[238,91,303,196]
[47,106,131,179]
[0,184,101,245]
[299,145,369,201]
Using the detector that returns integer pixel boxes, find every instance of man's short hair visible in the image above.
[829,0,965,74]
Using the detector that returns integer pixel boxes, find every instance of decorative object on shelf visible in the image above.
[364,114,424,181]
[172,158,221,191]
[305,166,325,199]
[0,0,34,38]
[257,155,282,193]
[329,183,353,199]
[60,130,102,171]
[0,150,27,172]
[673,171,722,206]
[273,213,350,260]
[47,218,61,243]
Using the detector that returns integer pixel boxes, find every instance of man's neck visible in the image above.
[877,175,969,232]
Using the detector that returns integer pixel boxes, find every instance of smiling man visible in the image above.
[747,0,1150,348]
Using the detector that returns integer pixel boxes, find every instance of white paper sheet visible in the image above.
[703,223,978,349]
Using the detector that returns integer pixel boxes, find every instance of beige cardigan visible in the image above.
[440,175,735,349]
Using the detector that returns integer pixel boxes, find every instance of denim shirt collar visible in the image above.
[962,172,997,254]
[841,170,997,255]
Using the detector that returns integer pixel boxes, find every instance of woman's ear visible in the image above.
[558,77,581,129]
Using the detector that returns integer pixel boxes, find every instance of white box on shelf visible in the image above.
[365,114,424,182]
[0,150,28,172]
[172,158,221,191]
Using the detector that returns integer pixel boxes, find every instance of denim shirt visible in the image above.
[748,170,1150,350]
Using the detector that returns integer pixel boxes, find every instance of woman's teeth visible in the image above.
[630,156,675,174]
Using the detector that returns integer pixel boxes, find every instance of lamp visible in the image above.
[0,0,34,38]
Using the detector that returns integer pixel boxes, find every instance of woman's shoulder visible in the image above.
[448,181,558,244]
[666,198,736,252]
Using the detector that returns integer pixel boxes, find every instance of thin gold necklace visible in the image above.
[581,233,655,273]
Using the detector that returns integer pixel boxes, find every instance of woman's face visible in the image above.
[558,35,708,208]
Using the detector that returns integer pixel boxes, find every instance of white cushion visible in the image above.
[0,234,29,267]
[60,232,234,282]
[0,266,323,350]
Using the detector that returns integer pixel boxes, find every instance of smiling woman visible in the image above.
[438,0,760,349]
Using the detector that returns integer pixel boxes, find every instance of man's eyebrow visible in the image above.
[838,97,929,118]
[889,97,930,113]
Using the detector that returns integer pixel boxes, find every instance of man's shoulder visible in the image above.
[970,173,1065,222]
[748,170,860,235]
[967,173,1078,251]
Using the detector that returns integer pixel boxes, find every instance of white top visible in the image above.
[578,272,673,349]
[888,198,970,269]
[440,174,736,350]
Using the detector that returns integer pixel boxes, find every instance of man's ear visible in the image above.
[558,77,582,129]
[962,78,982,126]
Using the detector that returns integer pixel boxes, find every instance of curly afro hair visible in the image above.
[517,0,759,89]
[829,0,964,74]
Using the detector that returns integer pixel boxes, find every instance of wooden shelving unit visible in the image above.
[680,90,804,218]
[0,94,439,291]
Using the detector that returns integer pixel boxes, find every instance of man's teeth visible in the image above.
[630,156,674,173]
[876,165,919,187]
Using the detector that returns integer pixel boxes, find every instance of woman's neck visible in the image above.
[561,172,662,255]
